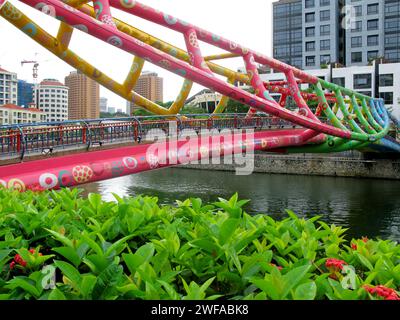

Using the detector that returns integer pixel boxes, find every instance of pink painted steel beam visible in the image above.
[19,0,353,140]
[0,130,325,191]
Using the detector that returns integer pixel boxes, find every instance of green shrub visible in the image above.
[0,188,399,300]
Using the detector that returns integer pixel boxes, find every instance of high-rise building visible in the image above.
[108,107,116,114]
[303,0,343,69]
[345,0,385,66]
[100,97,108,113]
[17,80,34,108]
[384,0,400,63]
[272,0,400,69]
[65,71,100,120]
[129,71,163,112]
[273,0,303,69]
[0,67,18,106]
[35,79,69,122]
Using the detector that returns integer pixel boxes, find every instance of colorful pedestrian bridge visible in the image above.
[0,0,400,191]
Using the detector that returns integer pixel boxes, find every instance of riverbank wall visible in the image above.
[180,152,400,180]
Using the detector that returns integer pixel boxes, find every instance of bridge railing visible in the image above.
[0,114,298,161]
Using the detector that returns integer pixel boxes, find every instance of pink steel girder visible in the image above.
[15,0,355,141]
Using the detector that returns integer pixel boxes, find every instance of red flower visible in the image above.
[9,261,16,270]
[362,237,369,243]
[326,258,347,271]
[28,248,42,256]
[363,285,400,300]
[270,263,283,271]
[351,243,357,250]
[13,254,27,267]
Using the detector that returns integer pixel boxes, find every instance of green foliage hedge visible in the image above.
[0,188,399,300]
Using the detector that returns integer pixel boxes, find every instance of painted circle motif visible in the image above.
[188,32,199,48]
[72,166,94,183]
[229,41,238,50]
[164,14,178,25]
[120,0,136,9]
[22,23,37,36]
[212,34,220,42]
[39,173,58,189]
[159,59,171,69]
[93,1,103,17]
[175,69,187,77]
[73,24,89,33]
[101,15,116,26]
[2,3,22,20]
[107,36,123,47]
[123,157,138,170]
[37,4,57,18]
[58,170,74,187]
[8,179,25,192]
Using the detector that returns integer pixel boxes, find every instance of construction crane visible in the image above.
[21,59,40,108]
[21,60,39,81]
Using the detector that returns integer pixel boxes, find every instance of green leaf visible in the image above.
[48,288,66,300]
[92,263,123,300]
[355,253,374,271]
[5,278,41,298]
[53,247,81,268]
[219,218,240,245]
[88,193,102,210]
[45,229,74,248]
[281,264,311,298]
[54,260,82,287]
[105,235,134,257]
[293,282,317,300]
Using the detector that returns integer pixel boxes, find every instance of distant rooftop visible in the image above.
[0,104,44,113]
[40,79,66,87]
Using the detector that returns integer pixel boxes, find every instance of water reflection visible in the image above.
[83,168,400,242]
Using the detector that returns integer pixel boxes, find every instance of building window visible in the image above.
[351,52,363,63]
[367,19,379,30]
[320,54,331,65]
[305,13,315,23]
[306,56,316,66]
[354,5,362,16]
[367,50,379,61]
[320,25,330,36]
[333,77,345,87]
[352,21,362,32]
[305,27,315,37]
[306,41,315,51]
[320,0,330,6]
[320,39,330,50]
[320,10,330,21]
[379,92,394,104]
[379,74,394,87]
[367,35,379,46]
[354,74,372,89]
[351,36,362,48]
[305,0,315,8]
[367,3,379,15]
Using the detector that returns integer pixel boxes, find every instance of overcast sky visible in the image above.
[0,0,273,112]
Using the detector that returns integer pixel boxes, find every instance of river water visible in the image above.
[83,168,400,242]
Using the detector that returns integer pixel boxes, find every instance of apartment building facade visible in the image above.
[35,79,69,123]
[0,67,18,106]
[0,104,46,125]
